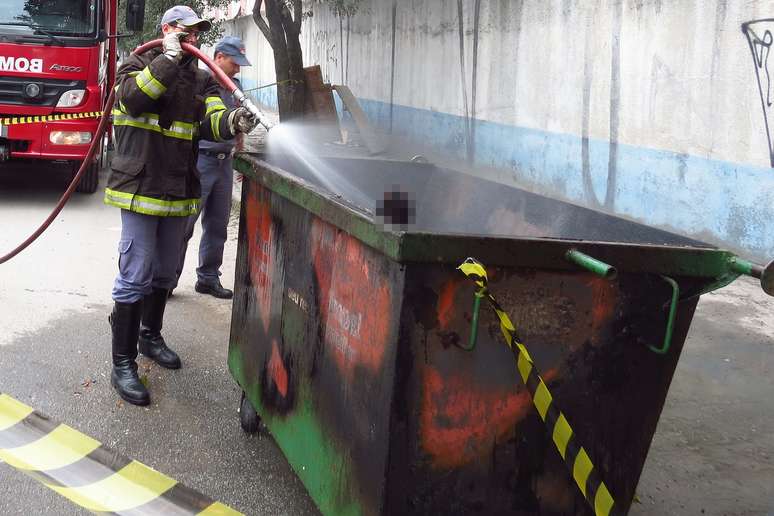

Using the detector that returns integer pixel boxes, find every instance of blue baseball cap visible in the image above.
[214,36,251,66]
[161,5,212,32]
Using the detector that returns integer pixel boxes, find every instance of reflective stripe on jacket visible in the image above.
[199,76,240,154]
[104,48,234,217]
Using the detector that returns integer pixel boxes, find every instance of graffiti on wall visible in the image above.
[742,19,774,167]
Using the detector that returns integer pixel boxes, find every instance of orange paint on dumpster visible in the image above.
[245,186,275,333]
[437,279,462,330]
[420,365,557,469]
[588,277,616,345]
[311,219,392,378]
[268,340,288,397]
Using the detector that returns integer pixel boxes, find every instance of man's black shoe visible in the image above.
[195,280,233,299]
[139,332,182,369]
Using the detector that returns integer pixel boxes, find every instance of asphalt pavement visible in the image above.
[0,163,318,515]
[0,160,773,515]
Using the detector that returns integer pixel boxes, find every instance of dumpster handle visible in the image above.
[648,275,680,355]
[459,288,485,351]
[566,249,618,280]
[729,256,764,277]
[728,256,774,296]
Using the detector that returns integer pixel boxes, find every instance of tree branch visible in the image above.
[252,0,272,43]
[292,0,302,33]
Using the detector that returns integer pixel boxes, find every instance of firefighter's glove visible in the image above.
[228,107,259,135]
[163,31,187,62]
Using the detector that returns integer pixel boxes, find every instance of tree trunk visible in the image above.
[253,0,306,122]
[283,6,306,120]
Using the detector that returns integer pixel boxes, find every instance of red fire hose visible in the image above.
[0,40,268,265]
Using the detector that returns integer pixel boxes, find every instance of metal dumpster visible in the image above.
[228,151,767,516]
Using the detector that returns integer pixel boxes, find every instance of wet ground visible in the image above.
[1,159,773,515]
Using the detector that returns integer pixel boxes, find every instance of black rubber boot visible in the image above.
[110,301,150,406]
[138,287,182,369]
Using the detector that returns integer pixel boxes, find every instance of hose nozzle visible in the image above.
[233,87,274,131]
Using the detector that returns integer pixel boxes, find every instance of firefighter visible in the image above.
[104,5,258,406]
[173,36,252,300]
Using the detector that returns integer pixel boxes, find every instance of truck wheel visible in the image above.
[98,133,108,170]
[239,391,261,434]
[74,159,99,194]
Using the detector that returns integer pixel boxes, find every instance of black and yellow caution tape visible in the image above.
[457,258,619,516]
[0,111,104,126]
[0,393,242,515]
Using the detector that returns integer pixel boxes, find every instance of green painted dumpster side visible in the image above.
[229,177,406,516]
[228,351,360,516]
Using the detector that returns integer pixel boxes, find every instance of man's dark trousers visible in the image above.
[175,152,233,286]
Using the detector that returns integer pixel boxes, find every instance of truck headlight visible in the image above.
[56,89,86,108]
[50,131,92,145]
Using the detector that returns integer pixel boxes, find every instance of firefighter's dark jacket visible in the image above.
[104,47,234,216]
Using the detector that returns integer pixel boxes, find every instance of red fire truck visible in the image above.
[0,0,143,193]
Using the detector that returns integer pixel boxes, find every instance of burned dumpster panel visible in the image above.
[229,179,405,516]
[386,265,699,515]
[264,155,709,248]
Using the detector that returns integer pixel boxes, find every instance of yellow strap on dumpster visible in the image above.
[0,393,243,515]
[0,111,104,126]
[458,258,619,516]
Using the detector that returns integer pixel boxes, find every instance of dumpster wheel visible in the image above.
[239,391,261,434]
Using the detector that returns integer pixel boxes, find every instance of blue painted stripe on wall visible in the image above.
[240,78,279,111]
[352,98,774,260]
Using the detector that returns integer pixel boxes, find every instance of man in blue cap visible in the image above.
[173,35,251,300]
[105,7,258,406]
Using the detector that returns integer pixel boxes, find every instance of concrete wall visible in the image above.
[215,0,774,261]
